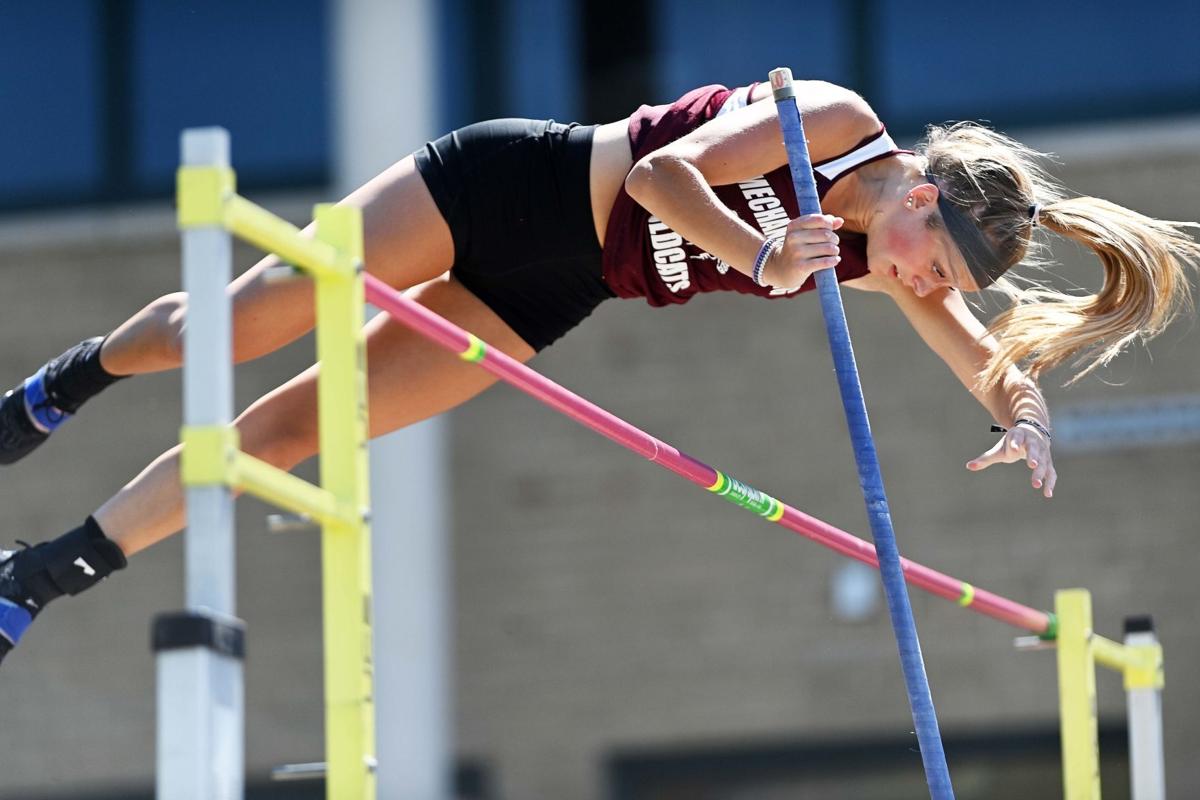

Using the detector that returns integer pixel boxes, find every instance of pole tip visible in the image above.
[769,68,795,101]
[1123,614,1155,634]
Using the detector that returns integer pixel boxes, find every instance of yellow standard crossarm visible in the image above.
[224,195,356,282]
[1093,634,1165,691]
[230,452,358,529]
[178,162,356,284]
[180,426,356,528]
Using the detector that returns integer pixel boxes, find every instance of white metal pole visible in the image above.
[155,127,245,800]
[1124,616,1165,800]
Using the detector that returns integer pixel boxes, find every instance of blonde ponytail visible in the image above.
[979,197,1199,387]
[917,121,1200,388]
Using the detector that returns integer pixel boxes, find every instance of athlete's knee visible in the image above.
[150,292,188,366]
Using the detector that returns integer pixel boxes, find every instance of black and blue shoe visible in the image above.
[0,337,124,465]
[0,519,128,666]
[0,372,59,465]
[0,544,49,665]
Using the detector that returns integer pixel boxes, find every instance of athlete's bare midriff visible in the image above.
[588,118,634,248]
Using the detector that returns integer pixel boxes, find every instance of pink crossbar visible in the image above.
[365,274,1052,636]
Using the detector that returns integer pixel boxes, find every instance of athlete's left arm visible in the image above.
[846,276,1057,498]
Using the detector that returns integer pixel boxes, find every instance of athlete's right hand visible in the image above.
[765,213,843,288]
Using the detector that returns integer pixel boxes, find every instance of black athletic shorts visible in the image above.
[413,118,616,352]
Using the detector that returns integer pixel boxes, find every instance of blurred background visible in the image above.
[1,1,1198,798]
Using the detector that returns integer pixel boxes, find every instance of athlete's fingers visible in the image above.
[966,437,1012,470]
[778,215,843,281]
[792,213,842,230]
[787,217,842,244]
[1031,457,1049,490]
[967,425,1057,497]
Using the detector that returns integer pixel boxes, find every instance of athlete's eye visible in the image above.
[932,263,946,280]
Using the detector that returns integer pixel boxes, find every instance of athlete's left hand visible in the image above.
[966,424,1056,498]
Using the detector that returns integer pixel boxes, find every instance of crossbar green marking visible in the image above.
[958,582,976,608]
[707,470,784,519]
[460,334,486,363]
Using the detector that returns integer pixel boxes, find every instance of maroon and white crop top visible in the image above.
[600,84,901,306]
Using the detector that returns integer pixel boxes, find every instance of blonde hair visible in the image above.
[917,122,1200,387]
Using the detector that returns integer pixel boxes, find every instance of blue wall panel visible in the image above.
[436,0,473,131]
[506,0,581,121]
[875,1,1200,130]
[0,3,103,202]
[656,0,850,100]
[4,0,1198,211]
[132,0,331,191]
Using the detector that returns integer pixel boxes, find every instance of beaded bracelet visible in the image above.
[990,418,1052,441]
[752,236,783,287]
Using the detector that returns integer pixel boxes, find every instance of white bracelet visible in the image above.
[752,236,782,287]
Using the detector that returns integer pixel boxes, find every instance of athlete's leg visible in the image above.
[95,273,533,556]
[1,273,533,663]
[103,154,452,373]
[0,155,452,464]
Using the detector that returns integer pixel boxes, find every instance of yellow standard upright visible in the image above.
[1056,589,1102,800]
[312,204,376,799]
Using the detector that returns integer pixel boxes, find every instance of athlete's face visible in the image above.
[866,183,980,296]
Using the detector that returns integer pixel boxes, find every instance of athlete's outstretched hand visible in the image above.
[966,424,1056,498]
[765,213,844,288]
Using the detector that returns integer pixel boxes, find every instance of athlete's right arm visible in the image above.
[623,80,879,286]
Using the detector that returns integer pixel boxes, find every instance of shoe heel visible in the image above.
[22,367,72,434]
[0,597,33,647]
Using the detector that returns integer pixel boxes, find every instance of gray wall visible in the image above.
[0,121,1197,799]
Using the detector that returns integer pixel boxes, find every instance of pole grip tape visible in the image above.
[152,611,246,660]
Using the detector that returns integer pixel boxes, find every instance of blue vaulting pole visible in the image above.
[768,67,955,799]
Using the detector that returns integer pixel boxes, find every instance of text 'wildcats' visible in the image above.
[647,176,798,296]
